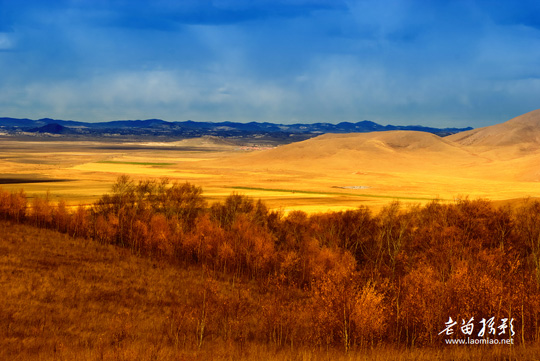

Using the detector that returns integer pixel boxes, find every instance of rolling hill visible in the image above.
[444,109,540,181]
[223,130,483,175]
[205,109,540,206]
[446,109,540,150]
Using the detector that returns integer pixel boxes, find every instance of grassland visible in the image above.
[96,160,176,166]
[2,133,540,214]
[230,186,440,201]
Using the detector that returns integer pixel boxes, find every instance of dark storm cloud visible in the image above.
[1,0,540,127]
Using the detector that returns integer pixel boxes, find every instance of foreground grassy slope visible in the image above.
[1,220,540,360]
[1,221,198,360]
[2,220,300,360]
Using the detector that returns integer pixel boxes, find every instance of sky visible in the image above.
[1,0,540,128]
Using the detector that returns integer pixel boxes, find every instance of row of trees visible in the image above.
[1,176,539,349]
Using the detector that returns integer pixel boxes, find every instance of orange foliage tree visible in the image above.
[3,179,540,350]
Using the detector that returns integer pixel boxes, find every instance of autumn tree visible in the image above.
[0,188,10,220]
[311,251,386,351]
[159,181,206,231]
[514,200,540,283]
[9,189,27,222]
[52,199,70,233]
[400,264,445,345]
[210,192,256,230]
[69,205,89,238]
[29,192,53,228]
[374,201,412,278]
[229,213,276,279]
[310,207,375,264]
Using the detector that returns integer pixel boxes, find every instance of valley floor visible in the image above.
[1,136,540,214]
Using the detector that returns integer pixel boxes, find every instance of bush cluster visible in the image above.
[1,176,539,350]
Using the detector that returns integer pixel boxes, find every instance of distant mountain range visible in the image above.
[0,117,472,140]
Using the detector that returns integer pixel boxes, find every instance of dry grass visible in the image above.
[1,132,540,214]
[1,219,540,360]
[0,220,209,360]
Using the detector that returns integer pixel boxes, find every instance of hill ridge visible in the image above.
[0,116,472,139]
[446,109,540,148]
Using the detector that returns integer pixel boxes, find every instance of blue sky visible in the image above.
[1,0,540,127]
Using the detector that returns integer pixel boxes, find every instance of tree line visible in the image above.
[1,175,539,350]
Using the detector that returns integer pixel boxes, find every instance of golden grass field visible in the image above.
[2,110,540,213]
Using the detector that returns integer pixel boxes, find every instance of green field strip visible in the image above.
[96,161,176,166]
[229,186,441,201]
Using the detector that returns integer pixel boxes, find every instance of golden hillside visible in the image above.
[221,130,482,175]
[202,110,540,207]
[445,109,540,181]
[447,109,540,150]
